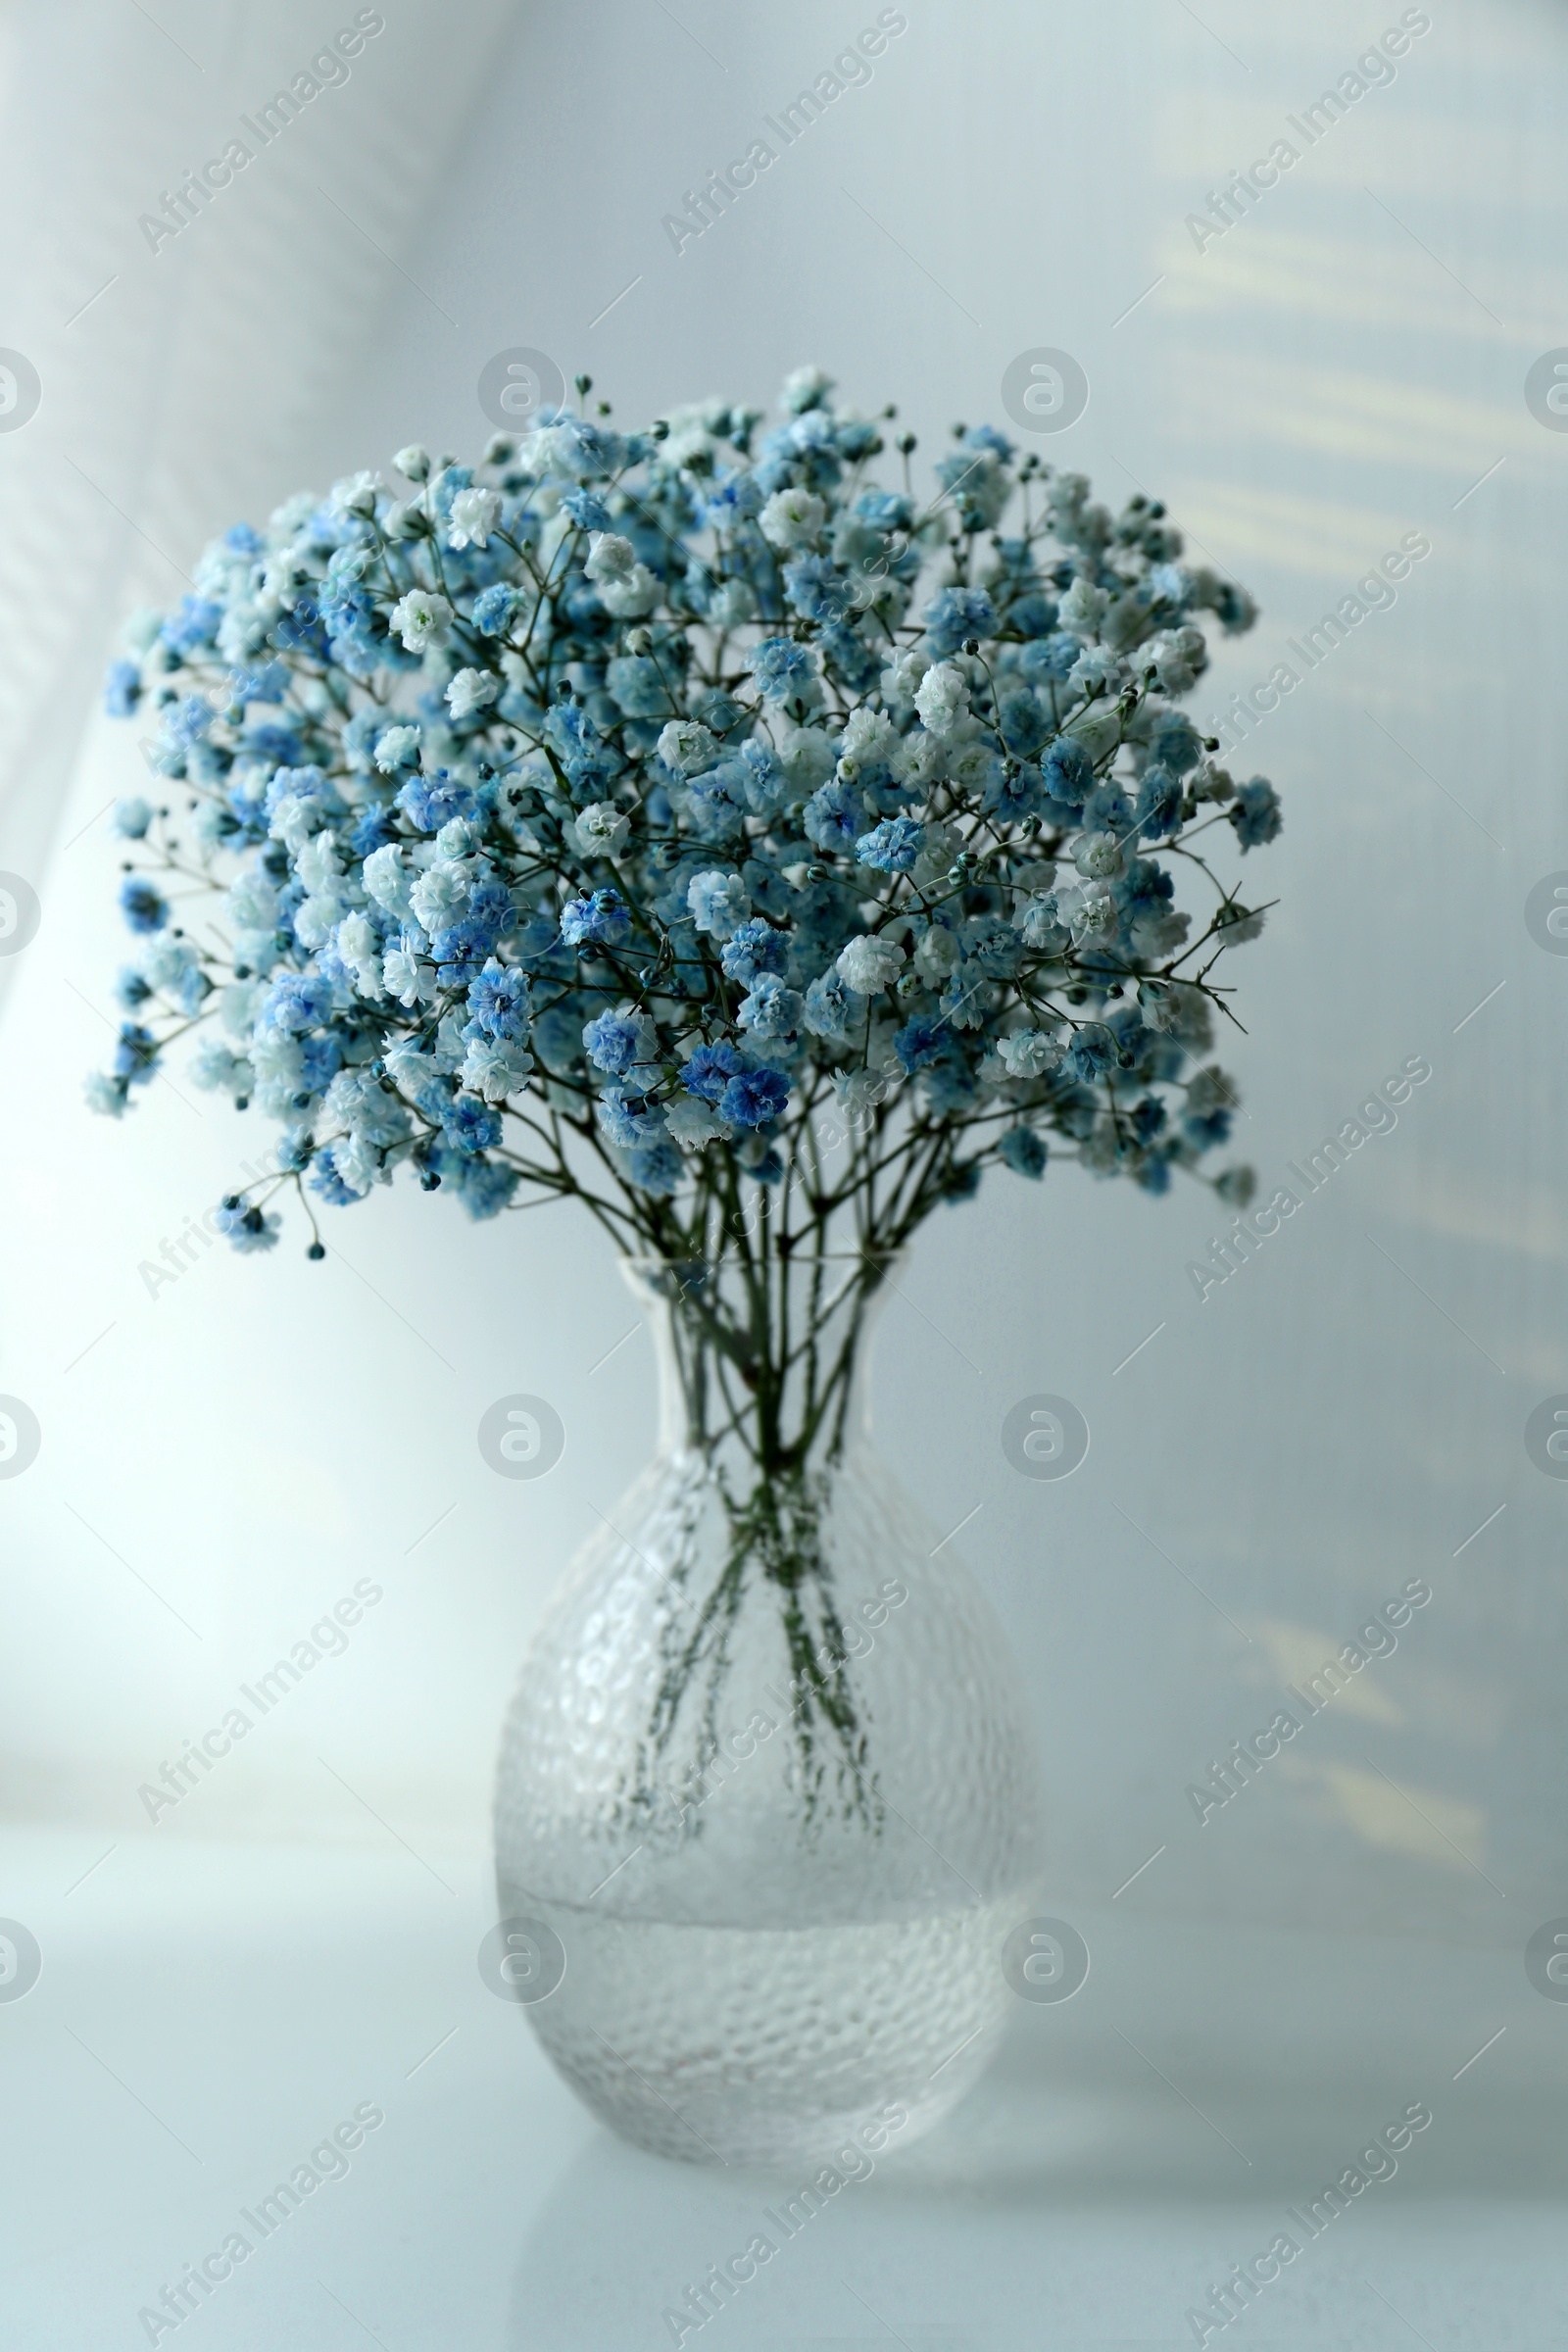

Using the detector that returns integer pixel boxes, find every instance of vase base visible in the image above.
[502,1882,1027,2168]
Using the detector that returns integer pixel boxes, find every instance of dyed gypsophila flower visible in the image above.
[89,369,1276,1251]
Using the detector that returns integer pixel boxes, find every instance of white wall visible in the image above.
[3,0,1565,1957]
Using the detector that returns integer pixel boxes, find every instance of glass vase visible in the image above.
[492,1250,1043,2167]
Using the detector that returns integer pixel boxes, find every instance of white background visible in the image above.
[3,2,1567,2344]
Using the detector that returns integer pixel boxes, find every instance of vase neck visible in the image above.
[621,1253,898,1478]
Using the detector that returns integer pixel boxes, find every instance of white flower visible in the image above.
[913,661,969,736]
[1068,646,1121,695]
[1131,907,1192,956]
[1013,891,1067,950]
[596,563,660,618]
[334,911,384,1000]
[1057,576,1108,638]
[572,802,630,857]
[1073,830,1124,880]
[461,1036,534,1102]
[381,945,437,1007]
[389,588,453,653]
[446,667,500,720]
[836,934,906,994]
[998,1028,1064,1079]
[267,793,320,857]
[362,843,416,925]
[782,364,834,413]
[189,1039,248,1096]
[1054,881,1117,936]
[705,578,758,627]
[331,1131,382,1197]
[836,1066,897,1119]
[1145,625,1206,695]
[913,923,959,983]
[220,978,268,1039]
[226,872,278,933]
[657,719,718,775]
[760,485,826,551]
[583,531,637,583]
[383,1035,435,1088]
[293,896,341,951]
[373,724,420,773]
[910,823,958,891]
[687,869,750,937]
[409,860,471,935]
[661,406,719,467]
[434,816,484,861]
[880,647,927,707]
[294,830,343,898]
[839,706,901,767]
[664,1097,734,1150]
[330,469,382,515]
[447,486,502,549]
[778,725,835,792]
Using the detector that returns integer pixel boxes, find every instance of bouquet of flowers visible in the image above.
[90,363,1277,1268]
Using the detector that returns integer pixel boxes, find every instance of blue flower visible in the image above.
[923,585,996,657]
[1135,764,1183,840]
[158,595,222,655]
[583,1006,658,1074]
[443,1097,503,1155]
[719,1066,790,1129]
[856,817,923,873]
[448,1154,521,1219]
[682,1041,745,1102]
[1184,1108,1232,1149]
[784,556,853,622]
[562,488,612,531]
[310,1148,365,1207]
[351,807,398,859]
[894,1016,944,1073]
[720,917,789,986]
[750,636,816,702]
[113,797,155,840]
[1066,1023,1123,1080]
[1042,736,1094,808]
[737,976,804,1040]
[560,888,632,947]
[472,583,522,636]
[262,971,335,1032]
[615,1138,684,1197]
[1148,712,1202,777]
[596,1086,664,1150]
[804,969,855,1041]
[396,770,477,833]
[999,1127,1047,1179]
[1230,777,1282,850]
[465,958,531,1041]
[120,877,169,933]
[105,661,141,718]
[114,1022,160,1083]
[803,777,870,853]
[605,655,672,717]
[1019,634,1081,684]
[215,1201,281,1250]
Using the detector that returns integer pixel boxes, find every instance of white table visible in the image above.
[4,1828,1562,2348]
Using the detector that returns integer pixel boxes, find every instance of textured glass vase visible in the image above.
[493,1252,1042,2166]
